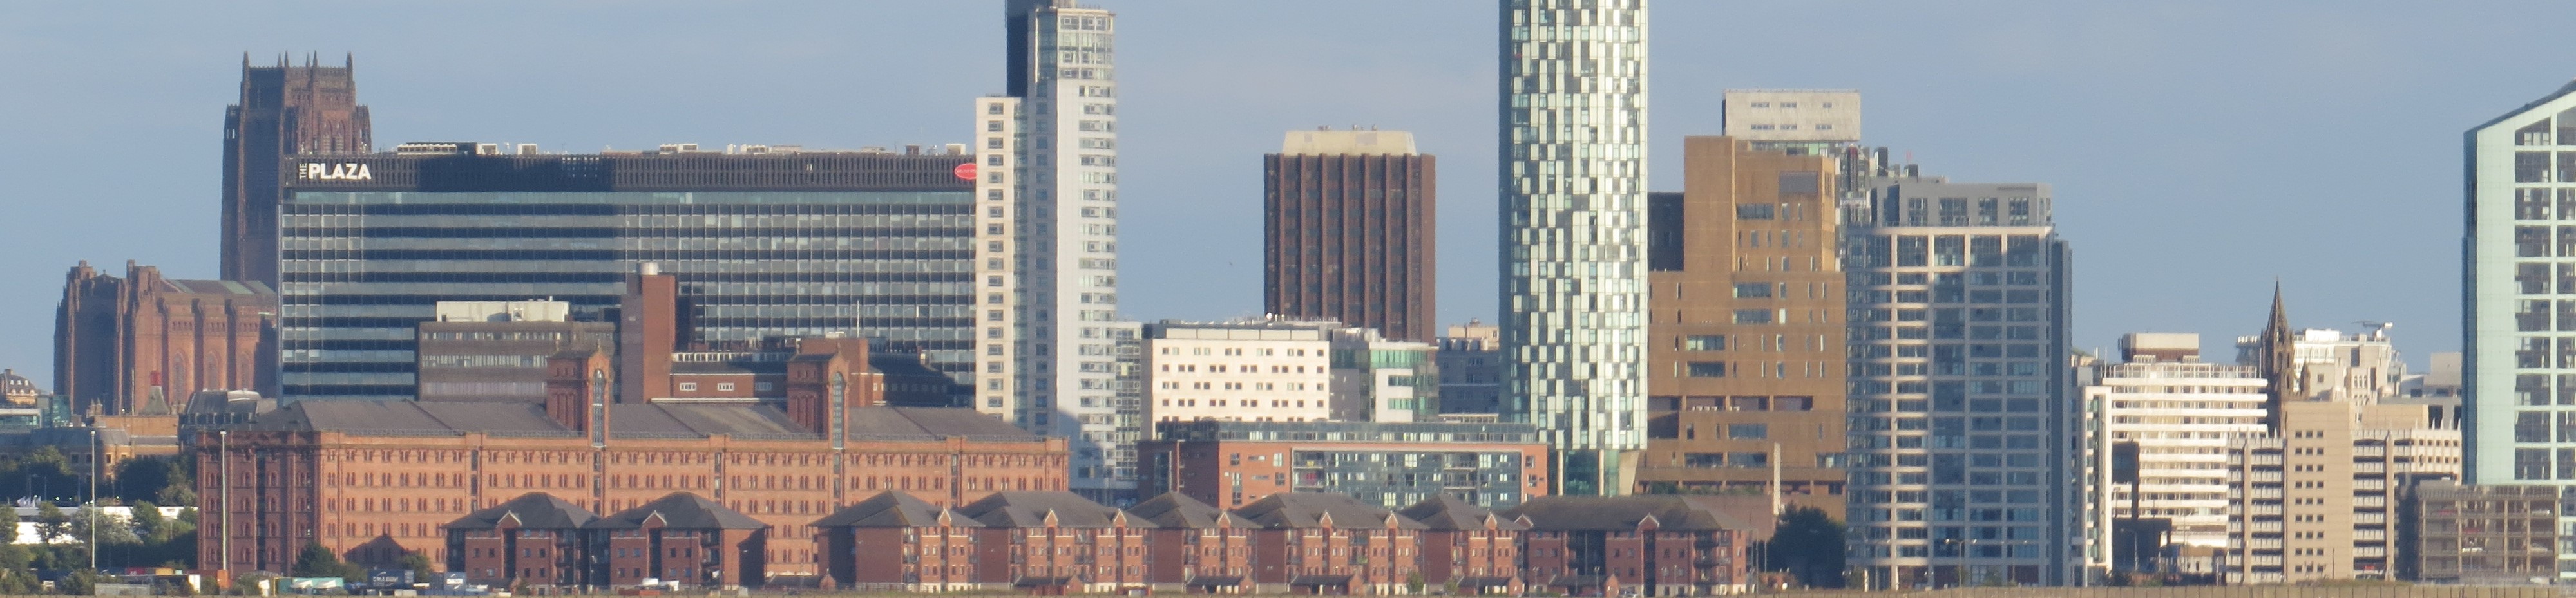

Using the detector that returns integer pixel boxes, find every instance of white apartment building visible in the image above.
[2084,333,2269,575]
[1145,321,1333,423]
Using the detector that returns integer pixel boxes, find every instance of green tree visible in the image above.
[1765,507,1847,588]
[292,541,359,581]
[34,501,70,544]
[113,458,181,505]
[398,551,437,583]
[72,505,142,547]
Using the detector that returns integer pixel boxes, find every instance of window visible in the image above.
[1737,203,1775,220]
[678,382,698,391]
[1733,309,1776,324]
[1749,102,1769,108]
[1733,283,1772,298]
[716,382,736,392]
[1727,424,1767,440]
[1683,335,1726,351]
[1686,362,1727,378]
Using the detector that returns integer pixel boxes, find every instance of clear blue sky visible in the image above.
[2,1,2562,386]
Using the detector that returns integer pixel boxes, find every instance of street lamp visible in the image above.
[89,427,99,571]
[220,430,231,577]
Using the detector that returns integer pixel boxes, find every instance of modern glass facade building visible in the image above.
[1842,180,2085,588]
[1498,0,1650,496]
[275,148,978,402]
[1007,0,1140,501]
[2464,79,2576,579]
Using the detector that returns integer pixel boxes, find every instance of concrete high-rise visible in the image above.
[2081,333,2269,577]
[1006,0,1140,501]
[1264,130,1436,342]
[1639,136,1845,512]
[222,54,371,287]
[1498,0,1650,496]
[2463,79,2576,578]
[1842,179,2082,588]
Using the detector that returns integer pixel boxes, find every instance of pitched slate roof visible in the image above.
[1232,492,1426,530]
[1397,494,1525,531]
[1501,495,1757,532]
[954,491,1149,529]
[588,492,767,530]
[1123,492,1253,529]
[446,492,600,530]
[608,403,808,437]
[812,491,980,528]
[847,407,1037,440]
[249,400,564,434]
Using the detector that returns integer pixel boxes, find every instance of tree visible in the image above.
[34,501,70,545]
[113,458,181,505]
[399,551,437,583]
[1765,507,1847,588]
[72,505,142,547]
[292,541,359,580]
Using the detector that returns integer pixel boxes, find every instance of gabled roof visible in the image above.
[955,491,1149,529]
[1124,492,1254,529]
[1397,494,1525,531]
[1501,496,1759,533]
[446,492,600,531]
[1232,492,1425,530]
[588,492,767,530]
[609,403,806,437]
[813,491,981,528]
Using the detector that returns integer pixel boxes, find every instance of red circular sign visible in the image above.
[953,163,977,180]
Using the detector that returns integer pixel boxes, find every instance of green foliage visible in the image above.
[0,447,82,501]
[1764,506,1847,588]
[292,541,361,581]
[399,550,437,580]
[35,501,70,543]
[114,457,190,506]
[56,568,102,595]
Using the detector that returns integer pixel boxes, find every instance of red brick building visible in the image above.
[1397,495,1525,591]
[1234,492,1426,595]
[1125,492,1255,592]
[197,402,1066,584]
[592,493,770,588]
[953,491,1158,593]
[1138,420,1549,510]
[445,492,597,587]
[1504,496,1767,597]
[813,491,987,592]
[56,260,274,416]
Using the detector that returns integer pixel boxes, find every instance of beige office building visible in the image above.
[1141,319,1436,425]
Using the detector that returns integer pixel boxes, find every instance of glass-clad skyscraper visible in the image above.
[1498,0,1650,496]
[1842,180,2083,587]
[2464,79,2576,579]
[274,148,978,402]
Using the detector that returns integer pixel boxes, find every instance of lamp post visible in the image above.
[220,430,231,577]
[88,427,99,570]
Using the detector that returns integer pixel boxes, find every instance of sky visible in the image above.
[3,1,2568,387]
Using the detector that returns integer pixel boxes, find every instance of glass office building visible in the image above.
[1842,180,2084,587]
[276,148,978,402]
[1498,0,1650,496]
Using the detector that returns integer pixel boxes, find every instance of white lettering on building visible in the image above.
[298,163,373,181]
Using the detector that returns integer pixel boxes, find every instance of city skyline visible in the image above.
[5,1,2570,387]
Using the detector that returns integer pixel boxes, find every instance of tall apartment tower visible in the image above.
[1007,0,1140,501]
[222,54,371,286]
[1498,0,1650,497]
[1843,180,2083,588]
[1264,130,1436,342]
[1639,136,1845,512]
[2462,79,2576,579]
[2081,333,2269,577]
